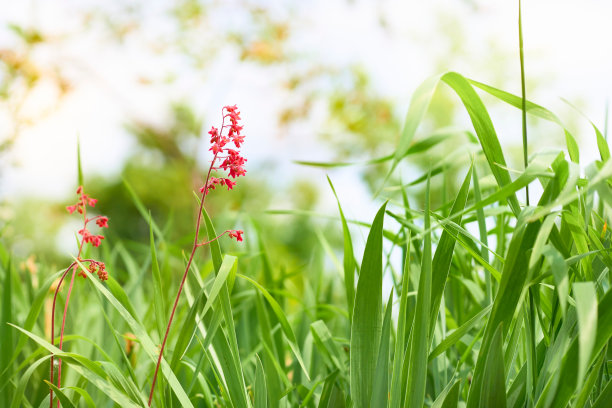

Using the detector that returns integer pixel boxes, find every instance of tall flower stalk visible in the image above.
[148,105,246,406]
[50,186,109,408]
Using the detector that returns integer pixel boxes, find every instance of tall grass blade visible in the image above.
[370,291,393,406]
[480,324,507,408]
[406,175,432,408]
[573,282,597,390]
[327,176,356,324]
[350,201,387,407]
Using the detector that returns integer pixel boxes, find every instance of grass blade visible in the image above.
[350,201,387,407]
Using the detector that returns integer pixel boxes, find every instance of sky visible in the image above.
[1,0,611,214]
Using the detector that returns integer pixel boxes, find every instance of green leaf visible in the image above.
[77,136,84,187]
[44,380,76,408]
[350,201,387,408]
[573,282,597,390]
[1,258,13,405]
[431,380,461,408]
[467,217,540,408]
[429,304,492,361]
[389,234,411,408]
[430,164,473,337]
[149,213,166,339]
[238,274,310,381]
[405,176,432,408]
[254,355,268,408]
[370,291,393,406]
[328,176,356,323]
[480,324,507,408]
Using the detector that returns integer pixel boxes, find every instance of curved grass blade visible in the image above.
[370,291,393,407]
[238,274,310,381]
[480,324,507,408]
[467,217,540,408]
[44,381,76,408]
[431,380,461,408]
[573,282,597,390]
[327,176,356,323]
[254,355,268,408]
[429,304,492,361]
[429,164,473,337]
[149,213,166,339]
[389,234,411,408]
[350,201,387,407]
[405,176,431,408]
[10,355,51,408]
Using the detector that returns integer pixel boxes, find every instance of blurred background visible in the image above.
[1,0,611,270]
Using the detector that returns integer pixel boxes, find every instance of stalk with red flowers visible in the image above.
[50,186,109,408]
[148,105,246,406]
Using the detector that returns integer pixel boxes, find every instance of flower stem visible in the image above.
[148,150,220,406]
[56,268,77,408]
[49,263,75,408]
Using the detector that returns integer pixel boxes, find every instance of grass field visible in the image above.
[2,6,612,407]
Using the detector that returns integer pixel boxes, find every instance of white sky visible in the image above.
[1,0,611,215]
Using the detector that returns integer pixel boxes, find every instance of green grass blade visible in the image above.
[1,258,13,405]
[77,136,83,187]
[327,176,356,323]
[350,201,387,407]
[592,375,612,408]
[44,381,76,408]
[149,213,166,338]
[10,355,51,408]
[238,274,310,381]
[389,234,411,408]
[467,217,540,408]
[573,282,597,390]
[202,255,237,317]
[254,355,268,408]
[429,304,492,361]
[370,291,393,407]
[480,324,507,408]
[406,175,432,408]
[440,72,520,214]
[431,380,461,408]
[123,178,164,241]
[430,164,472,336]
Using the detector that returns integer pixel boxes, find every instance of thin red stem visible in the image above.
[148,113,226,405]
[56,268,77,408]
[49,263,74,408]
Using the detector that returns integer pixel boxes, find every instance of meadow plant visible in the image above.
[148,104,246,405]
[50,186,109,408]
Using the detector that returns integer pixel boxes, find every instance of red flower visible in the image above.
[228,230,243,242]
[66,205,77,214]
[96,216,109,228]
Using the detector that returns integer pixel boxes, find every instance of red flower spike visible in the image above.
[150,105,246,406]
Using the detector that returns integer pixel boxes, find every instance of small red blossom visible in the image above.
[96,216,109,228]
[88,198,98,207]
[228,230,243,242]
[66,205,77,214]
